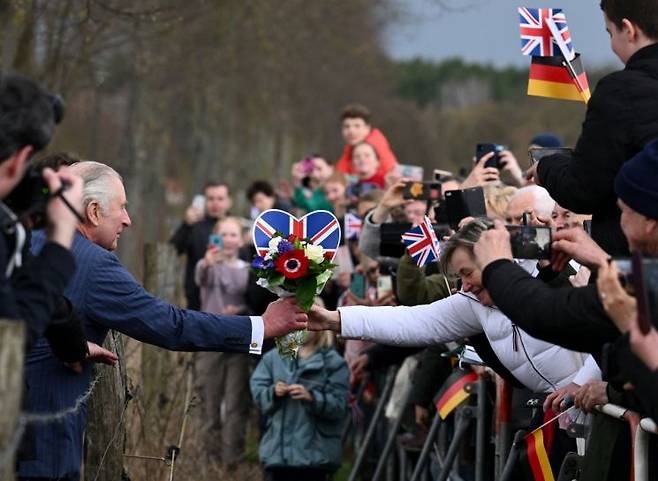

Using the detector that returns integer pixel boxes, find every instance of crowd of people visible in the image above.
[1,0,657,480]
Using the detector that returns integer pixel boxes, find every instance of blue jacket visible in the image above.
[250,347,349,471]
[18,231,254,479]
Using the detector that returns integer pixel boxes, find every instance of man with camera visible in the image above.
[474,138,658,481]
[0,74,86,354]
[19,160,308,481]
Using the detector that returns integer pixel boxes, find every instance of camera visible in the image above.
[476,143,506,169]
[632,253,658,333]
[402,181,441,201]
[4,165,52,229]
[506,225,552,260]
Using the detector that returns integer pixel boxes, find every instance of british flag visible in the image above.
[401,216,441,267]
[252,209,341,261]
[519,7,574,59]
[344,213,362,240]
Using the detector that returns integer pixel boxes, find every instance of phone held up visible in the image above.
[505,225,552,260]
[208,233,224,249]
[350,273,366,299]
[402,181,442,201]
[476,143,506,169]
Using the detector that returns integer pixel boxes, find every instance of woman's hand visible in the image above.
[371,178,409,224]
[597,260,637,334]
[462,153,500,189]
[543,382,579,413]
[574,381,608,413]
[288,384,314,401]
[308,304,341,333]
[66,342,118,374]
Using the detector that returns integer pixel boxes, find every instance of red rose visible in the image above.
[275,249,309,279]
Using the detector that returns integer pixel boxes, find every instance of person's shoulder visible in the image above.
[320,347,348,369]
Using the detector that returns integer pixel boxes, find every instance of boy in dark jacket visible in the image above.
[530,0,658,256]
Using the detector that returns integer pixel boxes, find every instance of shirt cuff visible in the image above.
[249,316,264,355]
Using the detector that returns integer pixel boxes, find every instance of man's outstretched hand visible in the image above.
[262,298,309,338]
[66,342,119,374]
[307,304,341,333]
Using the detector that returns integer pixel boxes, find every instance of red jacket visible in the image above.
[336,128,398,177]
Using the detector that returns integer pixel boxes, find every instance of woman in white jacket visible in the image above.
[308,218,598,394]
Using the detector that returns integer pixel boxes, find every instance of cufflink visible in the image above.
[251,342,258,348]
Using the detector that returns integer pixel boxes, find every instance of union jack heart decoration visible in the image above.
[252,209,341,262]
[401,216,441,267]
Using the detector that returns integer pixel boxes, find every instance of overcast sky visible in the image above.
[385,0,621,68]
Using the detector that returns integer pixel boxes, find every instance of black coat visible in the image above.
[538,43,658,256]
[169,216,218,310]
[482,260,619,357]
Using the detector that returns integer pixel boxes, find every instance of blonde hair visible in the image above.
[484,184,518,218]
[215,216,244,234]
[439,218,495,274]
[304,330,335,350]
[325,171,348,187]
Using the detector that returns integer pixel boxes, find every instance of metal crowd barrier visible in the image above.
[596,404,657,481]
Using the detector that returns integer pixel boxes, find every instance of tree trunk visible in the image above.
[0,320,25,481]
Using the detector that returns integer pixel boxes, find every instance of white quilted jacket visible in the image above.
[339,291,592,393]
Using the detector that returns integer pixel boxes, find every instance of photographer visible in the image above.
[0,74,85,353]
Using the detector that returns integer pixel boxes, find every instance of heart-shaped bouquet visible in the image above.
[251,209,341,358]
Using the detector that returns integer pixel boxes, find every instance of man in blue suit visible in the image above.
[18,160,308,481]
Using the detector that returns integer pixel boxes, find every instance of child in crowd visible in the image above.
[335,103,398,177]
[194,216,251,468]
[291,155,334,212]
[323,171,349,218]
[250,329,349,481]
[351,142,386,190]
[247,180,292,218]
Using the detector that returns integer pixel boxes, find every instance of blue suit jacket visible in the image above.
[19,231,253,479]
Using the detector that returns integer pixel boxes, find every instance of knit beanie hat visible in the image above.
[614,138,658,220]
[530,133,563,148]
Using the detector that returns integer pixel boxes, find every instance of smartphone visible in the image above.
[377,275,393,298]
[633,253,658,334]
[402,181,441,201]
[192,194,205,211]
[583,219,592,236]
[527,147,573,167]
[476,143,505,169]
[444,187,487,230]
[613,257,633,292]
[433,169,454,182]
[395,164,425,181]
[208,233,223,249]
[506,225,552,260]
[350,273,366,299]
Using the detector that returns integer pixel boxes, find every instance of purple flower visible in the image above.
[252,256,274,270]
[277,239,294,254]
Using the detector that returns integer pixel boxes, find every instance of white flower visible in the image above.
[268,237,282,253]
[256,278,270,288]
[264,252,273,261]
[304,244,325,264]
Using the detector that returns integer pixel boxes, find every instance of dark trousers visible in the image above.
[265,467,330,481]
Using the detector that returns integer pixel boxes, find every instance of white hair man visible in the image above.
[19,161,308,480]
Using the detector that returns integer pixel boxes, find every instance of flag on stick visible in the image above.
[344,213,362,240]
[518,409,558,481]
[434,370,478,420]
[528,54,591,103]
[519,7,575,60]
[401,216,441,267]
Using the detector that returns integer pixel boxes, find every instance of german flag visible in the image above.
[528,53,591,104]
[433,369,478,420]
[520,409,557,481]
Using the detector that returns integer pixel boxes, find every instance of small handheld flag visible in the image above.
[518,409,560,481]
[401,216,441,267]
[344,213,362,240]
[434,369,478,420]
[519,7,574,60]
[528,54,590,103]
